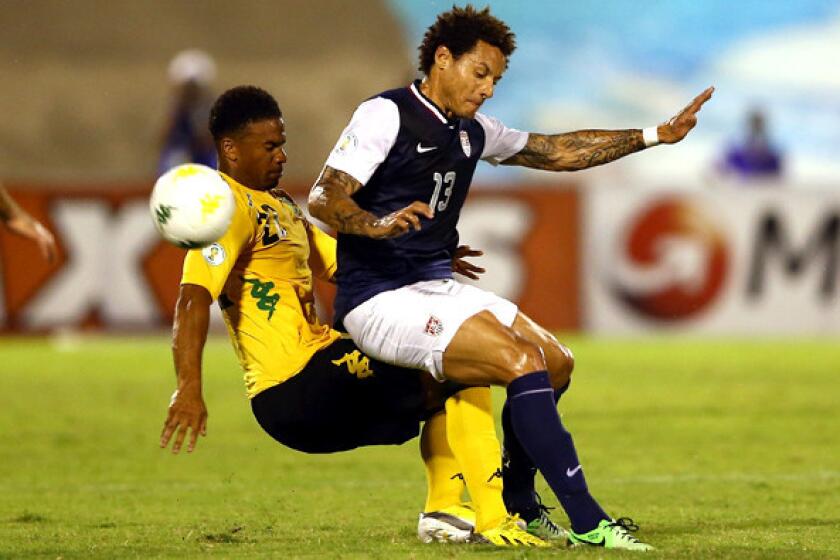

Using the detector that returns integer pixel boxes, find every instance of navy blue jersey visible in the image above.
[324,81,527,324]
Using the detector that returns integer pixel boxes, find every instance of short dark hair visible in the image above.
[417,4,516,74]
[209,85,282,140]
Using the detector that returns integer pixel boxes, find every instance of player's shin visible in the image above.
[501,403,537,515]
[506,371,609,534]
[420,410,465,511]
[501,381,570,520]
[445,386,508,533]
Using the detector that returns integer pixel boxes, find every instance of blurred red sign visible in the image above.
[0,184,581,332]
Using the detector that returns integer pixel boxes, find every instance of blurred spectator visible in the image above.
[718,109,783,181]
[0,183,57,262]
[158,49,218,175]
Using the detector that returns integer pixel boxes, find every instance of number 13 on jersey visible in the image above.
[429,171,456,212]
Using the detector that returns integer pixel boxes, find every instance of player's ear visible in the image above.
[220,137,238,163]
[434,45,452,71]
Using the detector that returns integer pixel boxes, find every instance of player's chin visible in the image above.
[460,102,481,119]
[454,108,477,120]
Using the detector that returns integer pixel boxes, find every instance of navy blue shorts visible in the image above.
[250,338,461,453]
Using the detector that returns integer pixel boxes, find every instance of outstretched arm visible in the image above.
[308,166,433,239]
[160,283,211,454]
[503,86,714,172]
[503,129,646,171]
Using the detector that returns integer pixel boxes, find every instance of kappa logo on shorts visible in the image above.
[331,350,374,379]
[424,315,444,336]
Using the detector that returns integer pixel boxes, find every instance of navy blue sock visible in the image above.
[501,401,539,520]
[501,381,570,521]
[506,371,609,533]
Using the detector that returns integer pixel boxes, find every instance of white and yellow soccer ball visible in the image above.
[150,164,235,249]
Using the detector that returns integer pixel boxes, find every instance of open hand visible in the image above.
[452,245,485,280]
[659,87,714,144]
[160,388,207,454]
[6,216,57,262]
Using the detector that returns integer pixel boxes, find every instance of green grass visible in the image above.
[1,335,839,559]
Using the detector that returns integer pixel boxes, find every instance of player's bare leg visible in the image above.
[441,311,641,548]
[442,311,546,386]
[428,312,547,546]
[502,312,577,539]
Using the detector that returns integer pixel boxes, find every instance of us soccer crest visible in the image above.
[459,130,471,157]
[424,315,444,337]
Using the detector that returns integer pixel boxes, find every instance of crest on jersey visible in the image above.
[459,130,471,157]
[272,188,305,219]
[424,315,444,337]
[284,199,304,219]
[202,243,226,266]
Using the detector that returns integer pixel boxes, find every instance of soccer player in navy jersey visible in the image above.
[309,5,712,551]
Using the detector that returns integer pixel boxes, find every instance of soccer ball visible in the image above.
[150,164,235,249]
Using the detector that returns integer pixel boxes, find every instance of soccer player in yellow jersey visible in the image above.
[159,86,544,547]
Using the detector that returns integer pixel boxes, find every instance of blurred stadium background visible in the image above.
[3,0,840,334]
[1,1,839,557]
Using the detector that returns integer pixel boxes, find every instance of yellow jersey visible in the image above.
[181,172,341,398]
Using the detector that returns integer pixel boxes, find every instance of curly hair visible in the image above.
[209,85,282,140]
[417,4,516,74]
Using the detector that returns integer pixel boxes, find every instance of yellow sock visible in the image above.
[445,386,508,533]
[420,410,465,512]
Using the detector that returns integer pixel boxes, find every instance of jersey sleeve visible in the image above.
[180,194,254,300]
[323,97,400,185]
[475,112,529,165]
[306,223,337,282]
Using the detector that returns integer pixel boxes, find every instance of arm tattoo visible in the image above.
[503,130,646,171]
[308,166,378,235]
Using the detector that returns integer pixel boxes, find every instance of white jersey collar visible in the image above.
[410,81,449,125]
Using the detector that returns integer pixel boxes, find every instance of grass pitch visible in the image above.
[1,335,838,559]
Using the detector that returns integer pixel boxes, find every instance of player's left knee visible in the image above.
[536,328,573,376]
[547,343,574,389]
[546,337,574,374]
[558,344,575,377]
